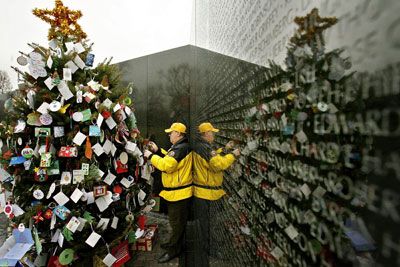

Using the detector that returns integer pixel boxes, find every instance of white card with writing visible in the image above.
[97,113,104,127]
[65,42,75,53]
[102,98,112,109]
[37,102,50,114]
[44,77,54,90]
[74,42,85,53]
[73,170,85,184]
[300,184,311,198]
[103,172,116,185]
[102,253,117,267]
[103,139,112,154]
[49,39,58,49]
[57,81,73,100]
[60,171,72,185]
[284,224,299,240]
[63,68,72,81]
[65,61,78,74]
[95,192,113,212]
[73,131,86,146]
[70,188,84,203]
[73,55,85,69]
[92,143,104,157]
[98,169,105,178]
[86,191,95,205]
[105,117,116,130]
[77,217,87,232]
[85,231,101,247]
[53,192,69,206]
[113,103,121,112]
[120,177,133,188]
[111,216,119,229]
[66,216,81,233]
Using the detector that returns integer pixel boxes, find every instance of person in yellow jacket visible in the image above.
[143,122,192,263]
[192,122,240,264]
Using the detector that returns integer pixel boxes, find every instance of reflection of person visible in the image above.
[192,122,240,262]
[143,122,192,263]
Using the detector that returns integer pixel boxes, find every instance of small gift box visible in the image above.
[132,224,158,251]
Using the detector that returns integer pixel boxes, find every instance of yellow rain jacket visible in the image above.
[193,138,236,201]
[150,137,193,202]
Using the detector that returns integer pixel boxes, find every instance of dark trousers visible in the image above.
[193,197,211,267]
[166,198,190,255]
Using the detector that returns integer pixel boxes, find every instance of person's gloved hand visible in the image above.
[232,148,240,157]
[143,149,153,158]
[148,141,159,153]
[225,140,235,150]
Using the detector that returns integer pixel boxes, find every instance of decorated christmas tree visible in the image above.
[0,1,154,266]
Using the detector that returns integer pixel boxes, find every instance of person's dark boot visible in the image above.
[158,252,179,263]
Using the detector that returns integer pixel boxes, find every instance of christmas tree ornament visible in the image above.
[85,137,92,160]
[39,113,53,125]
[33,211,45,224]
[17,55,28,66]
[58,248,74,265]
[72,111,83,122]
[85,53,95,67]
[33,189,45,200]
[14,119,26,133]
[49,100,62,112]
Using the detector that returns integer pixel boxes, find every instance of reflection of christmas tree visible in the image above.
[0,1,154,265]
[240,8,371,266]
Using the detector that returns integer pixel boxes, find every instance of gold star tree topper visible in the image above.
[290,8,337,47]
[32,0,87,41]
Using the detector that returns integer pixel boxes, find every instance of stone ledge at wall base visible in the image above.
[132,224,158,252]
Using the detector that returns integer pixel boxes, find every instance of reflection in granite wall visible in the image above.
[193,2,400,267]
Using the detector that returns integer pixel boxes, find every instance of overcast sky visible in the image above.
[0,0,193,88]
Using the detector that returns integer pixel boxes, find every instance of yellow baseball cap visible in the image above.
[165,122,187,133]
[198,122,219,133]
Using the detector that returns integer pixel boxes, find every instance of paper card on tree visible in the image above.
[92,143,104,157]
[73,131,86,146]
[97,113,104,127]
[70,188,84,203]
[111,216,119,229]
[44,77,54,90]
[54,126,65,138]
[111,144,117,157]
[102,253,117,267]
[58,81,73,100]
[51,229,61,243]
[65,60,78,73]
[89,125,101,137]
[66,216,81,233]
[53,192,69,206]
[284,224,299,240]
[96,218,110,231]
[105,117,116,130]
[50,213,56,229]
[113,103,121,112]
[82,163,90,175]
[76,217,87,232]
[124,106,132,115]
[54,205,70,220]
[295,130,308,143]
[103,172,116,185]
[86,191,95,205]
[74,42,85,53]
[102,98,113,109]
[73,170,85,184]
[63,68,72,80]
[85,231,101,247]
[81,109,92,122]
[49,39,58,49]
[98,169,105,178]
[120,177,133,188]
[11,204,25,217]
[47,56,53,68]
[65,42,75,53]
[125,141,137,153]
[60,171,72,185]
[73,55,85,69]
[58,232,64,247]
[103,140,112,154]
[84,92,96,103]
[37,102,50,114]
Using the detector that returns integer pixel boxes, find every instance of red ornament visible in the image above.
[47,256,66,267]
[113,184,123,194]
[33,211,44,224]
[44,209,53,219]
[111,240,131,267]
[137,215,146,230]
[101,110,111,119]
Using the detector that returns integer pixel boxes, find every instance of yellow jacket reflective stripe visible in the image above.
[150,138,193,202]
[193,139,236,201]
